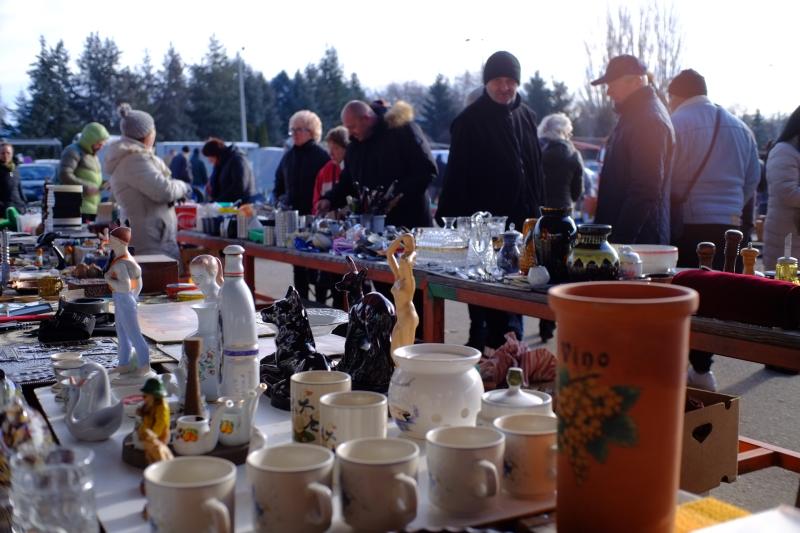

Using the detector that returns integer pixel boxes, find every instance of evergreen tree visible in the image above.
[270,70,294,145]
[189,36,239,140]
[742,109,771,149]
[421,74,459,144]
[74,33,121,127]
[243,67,280,146]
[15,37,81,144]
[348,73,366,102]
[311,48,350,134]
[153,45,195,141]
[523,71,553,120]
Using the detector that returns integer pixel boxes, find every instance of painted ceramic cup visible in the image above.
[548,281,698,533]
[144,456,236,533]
[247,443,334,533]
[290,371,351,444]
[493,414,557,499]
[336,437,419,531]
[319,391,387,451]
[425,426,505,515]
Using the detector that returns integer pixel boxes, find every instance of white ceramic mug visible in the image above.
[247,443,334,533]
[426,426,505,515]
[336,437,419,531]
[144,456,236,533]
[319,391,387,450]
[290,371,351,444]
[493,413,558,499]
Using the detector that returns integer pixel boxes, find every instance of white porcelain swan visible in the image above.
[65,361,124,441]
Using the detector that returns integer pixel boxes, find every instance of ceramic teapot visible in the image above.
[218,383,267,447]
[173,399,234,455]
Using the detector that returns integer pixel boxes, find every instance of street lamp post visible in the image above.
[237,48,247,143]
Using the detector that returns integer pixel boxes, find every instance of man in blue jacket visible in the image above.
[668,69,760,391]
[593,55,674,245]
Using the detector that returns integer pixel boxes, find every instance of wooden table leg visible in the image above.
[423,292,445,343]
[244,254,256,293]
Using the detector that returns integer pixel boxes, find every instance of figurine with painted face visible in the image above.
[105,226,154,382]
[136,378,171,464]
[189,254,224,302]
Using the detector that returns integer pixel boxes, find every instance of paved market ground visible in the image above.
[255,259,800,512]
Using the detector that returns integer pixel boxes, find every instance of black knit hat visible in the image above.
[668,69,708,98]
[483,51,521,84]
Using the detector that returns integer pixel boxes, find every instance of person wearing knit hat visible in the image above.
[437,50,545,351]
[666,67,760,391]
[103,104,190,260]
[57,121,110,220]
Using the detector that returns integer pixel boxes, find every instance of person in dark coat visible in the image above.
[437,52,545,233]
[190,148,208,188]
[202,138,256,204]
[316,100,436,229]
[592,55,674,245]
[274,110,331,216]
[273,110,331,300]
[538,112,584,210]
[169,145,193,184]
[437,51,545,351]
[0,143,27,214]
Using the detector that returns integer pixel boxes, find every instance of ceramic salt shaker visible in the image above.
[478,367,554,426]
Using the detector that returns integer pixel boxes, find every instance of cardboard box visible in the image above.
[135,254,179,295]
[680,388,739,493]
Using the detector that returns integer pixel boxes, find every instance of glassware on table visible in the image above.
[456,217,472,240]
[413,227,469,270]
[441,217,456,230]
[11,446,99,533]
[488,215,508,251]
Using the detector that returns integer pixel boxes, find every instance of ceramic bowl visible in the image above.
[166,283,198,299]
[613,244,678,275]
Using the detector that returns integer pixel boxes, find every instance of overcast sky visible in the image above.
[1,0,797,117]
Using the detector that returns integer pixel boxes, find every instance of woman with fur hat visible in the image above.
[104,104,190,259]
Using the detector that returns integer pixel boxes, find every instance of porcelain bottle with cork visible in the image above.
[220,245,259,398]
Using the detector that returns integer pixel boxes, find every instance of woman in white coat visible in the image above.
[104,104,190,259]
[763,106,800,270]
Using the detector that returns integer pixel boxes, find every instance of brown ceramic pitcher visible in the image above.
[548,281,698,533]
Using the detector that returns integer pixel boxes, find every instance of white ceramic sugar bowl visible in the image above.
[478,367,554,426]
[388,344,483,439]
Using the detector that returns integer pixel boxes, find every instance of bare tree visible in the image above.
[576,1,683,137]
[371,81,428,114]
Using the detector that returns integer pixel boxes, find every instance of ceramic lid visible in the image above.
[482,368,545,408]
[502,223,523,242]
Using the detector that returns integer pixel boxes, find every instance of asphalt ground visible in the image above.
[255,258,800,512]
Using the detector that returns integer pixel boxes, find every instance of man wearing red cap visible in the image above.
[592,55,674,245]
[105,226,154,382]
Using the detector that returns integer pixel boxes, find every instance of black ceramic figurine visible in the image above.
[259,286,331,410]
[335,256,397,392]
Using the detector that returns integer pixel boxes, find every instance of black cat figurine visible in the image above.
[259,286,331,410]
[335,256,396,392]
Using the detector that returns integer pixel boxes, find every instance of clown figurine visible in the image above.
[105,226,154,383]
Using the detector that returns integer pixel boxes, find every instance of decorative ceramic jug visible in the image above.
[497,224,523,274]
[187,303,221,402]
[567,224,620,282]
[388,344,483,439]
[218,383,267,447]
[533,207,577,284]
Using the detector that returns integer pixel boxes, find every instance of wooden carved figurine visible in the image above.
[696,242,716,270]
[183,337,203,417]
[136,378,170,463]
[335,256,396,392]
[259,286,331,410]
[105,226,154,383]
[386,233,418,360]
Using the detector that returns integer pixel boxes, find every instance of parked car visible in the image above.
[17,162,58,202]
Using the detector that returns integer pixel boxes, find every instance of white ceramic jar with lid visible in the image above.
[478,367,554,426]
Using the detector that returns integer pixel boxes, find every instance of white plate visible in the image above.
[258,307,349,337]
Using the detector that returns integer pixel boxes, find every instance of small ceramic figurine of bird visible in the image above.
[65,361,124,441]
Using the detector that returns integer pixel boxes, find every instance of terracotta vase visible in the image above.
[518,218,538,275]
[548,282,698,533]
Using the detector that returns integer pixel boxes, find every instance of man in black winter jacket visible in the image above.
[316,100,436,229]
[592,55,674,245]
[437,51,546,351]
